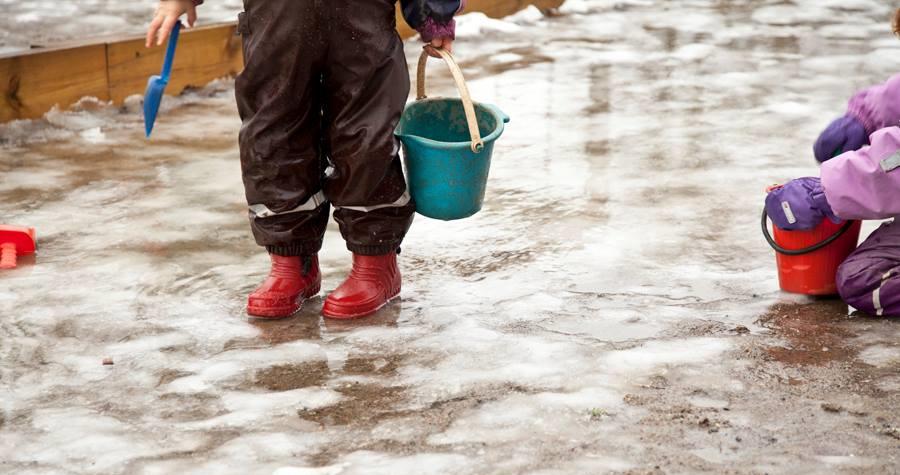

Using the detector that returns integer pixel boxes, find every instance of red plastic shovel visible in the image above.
[0,225,36,270]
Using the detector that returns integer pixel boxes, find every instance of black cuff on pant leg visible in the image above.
[266,240,323,256]
[346,242,401,256]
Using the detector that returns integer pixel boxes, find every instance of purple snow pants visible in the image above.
[836,219,900,317]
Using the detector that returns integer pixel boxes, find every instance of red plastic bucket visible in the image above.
[762,210,861,295]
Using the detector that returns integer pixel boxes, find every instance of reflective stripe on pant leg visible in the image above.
[333,190,411,213]
[249,191,328,219]
[873,268,898,317]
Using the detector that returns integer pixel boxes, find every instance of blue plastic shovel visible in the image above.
[144,21,182,138]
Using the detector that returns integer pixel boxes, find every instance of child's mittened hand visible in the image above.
[146,0,198,48]
[764,177,840,231]
[813,115,868,163]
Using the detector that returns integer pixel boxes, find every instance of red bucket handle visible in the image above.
[761,209,855,256]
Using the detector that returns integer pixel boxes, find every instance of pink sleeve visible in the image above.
[847,74,900,134]
[821,127,900,220]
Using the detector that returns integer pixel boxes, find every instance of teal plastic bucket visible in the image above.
[395,49,510,221]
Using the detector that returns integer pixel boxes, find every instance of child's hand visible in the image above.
[146,0,198,48]
[813,115,868,163]
[765,177,840,231]
[427,38,453,58]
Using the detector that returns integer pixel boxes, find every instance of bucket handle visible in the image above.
[417,47,485,153]
[761,209,855,256]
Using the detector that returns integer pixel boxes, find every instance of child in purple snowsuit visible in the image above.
[766,72,900,317]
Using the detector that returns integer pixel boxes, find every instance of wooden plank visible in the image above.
[107,22,243,103]
[397,14,417,39]
[0,0,564,122]
[0,44,109,122]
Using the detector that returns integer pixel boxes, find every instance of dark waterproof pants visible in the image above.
[836,220,900,317]
[235,0,415,256]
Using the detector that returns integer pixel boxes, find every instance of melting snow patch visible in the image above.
[492,52,525,63]
[767,101,813,116]
[752,5,832,25]
[603,338,731,375]
[185,388,342,429]
[456,12,523,37]
[672,43,715,61]
[275,467,348,475]
[14,12,41,23]
[865,48,900,72]
[644,12,719,32]
[275,452,473,475]
[18,408,191,472]
[506,5,544,25]
[79,127,108,144]
[400,320,588,397]
[859,345,900,367]
[817,0,892,14]
[559,0,591,14]
[212,432,327,462]
[106,332,194,354]
[428,387,622,446]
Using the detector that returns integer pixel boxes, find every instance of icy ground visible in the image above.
[3,0,900,473]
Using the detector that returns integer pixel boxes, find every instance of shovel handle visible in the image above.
[0,243,16,269]
[161,21,182,82]
[417,47,484,153]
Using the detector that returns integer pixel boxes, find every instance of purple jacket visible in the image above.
[821,127,900,220]
[820,70,900,220]
[846,74,900,135]
[823,130,900,317]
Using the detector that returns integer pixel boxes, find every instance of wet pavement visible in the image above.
[2,1,900,473]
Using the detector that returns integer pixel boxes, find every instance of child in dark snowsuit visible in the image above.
[147,0,465,319]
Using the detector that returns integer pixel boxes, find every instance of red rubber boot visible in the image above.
[247,254,321,319]
[322,253,401,320]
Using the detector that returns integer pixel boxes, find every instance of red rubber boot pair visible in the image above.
[247,252,400,320]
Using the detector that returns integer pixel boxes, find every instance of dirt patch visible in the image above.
[665,319,751,338]
[343,354,404,376]
[228,315,323,346]
[298,383,408,427]
[248,361,331,392]
[303,383,536,466]
[50,320,77,339]
[756,300,857,366]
